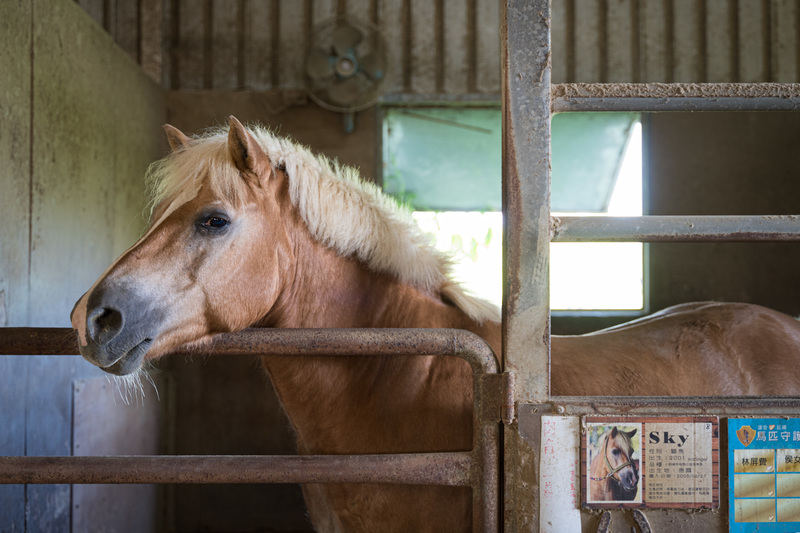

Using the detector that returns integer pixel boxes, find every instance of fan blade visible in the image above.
[305,48,335,80]
[332,24,363,56]
[359,53,385,81]
[326,76,364,107]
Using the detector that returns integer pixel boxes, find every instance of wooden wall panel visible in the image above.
[772,0,799,82]
[673,0,705,82]
[278,0,305,89]
[606,0,638,82]
[409,0,437,94]
[212,0,242,89]
[176,0,206,89]
[640,0,670,82]
[475,0,500,93]
[443,0,470,94]
[574,0,602,82]
[706,0,737,82]
[738,0,770,82]
[551,0,570,83]
[80,0,800,94]
[378,0,406,93]
[242,0,276,90]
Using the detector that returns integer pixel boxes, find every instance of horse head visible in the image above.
[71,117,293,375]
[604,426,639,492]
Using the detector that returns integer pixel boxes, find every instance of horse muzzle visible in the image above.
[619,468,638,492]
[72,282,165,375]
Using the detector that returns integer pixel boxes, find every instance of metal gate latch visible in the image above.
[481,371,516,425]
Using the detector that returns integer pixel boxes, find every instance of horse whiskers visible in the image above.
[105,365,160,406]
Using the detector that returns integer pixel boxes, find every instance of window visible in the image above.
[383,107,643,311]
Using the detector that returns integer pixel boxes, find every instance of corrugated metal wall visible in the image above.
[78,0,800,93]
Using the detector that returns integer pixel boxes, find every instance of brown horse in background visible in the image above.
[589,427,639,502]
[71,117,800,532]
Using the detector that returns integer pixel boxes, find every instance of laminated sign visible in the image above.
[728,418,800,531]
[582,416,719,509]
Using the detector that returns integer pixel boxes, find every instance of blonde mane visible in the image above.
[145,123,500,324]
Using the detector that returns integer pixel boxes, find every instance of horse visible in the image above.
[70,117,800,532]
[589,427,639,502]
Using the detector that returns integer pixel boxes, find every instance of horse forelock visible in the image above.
[145,123,500,324]
[611,429,634,456]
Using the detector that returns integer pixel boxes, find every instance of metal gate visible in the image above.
[0,328,504,532]
[503,0,800,531]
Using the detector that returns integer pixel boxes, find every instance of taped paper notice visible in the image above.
[540,416,581,533]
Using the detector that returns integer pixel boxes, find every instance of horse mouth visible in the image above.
[619,472,638,492]
[104,338,153,376]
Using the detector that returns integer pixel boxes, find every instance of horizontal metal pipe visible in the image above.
[0,328,499,375]
[551,215,800,242]
[552,396,800,417]
[0,453,472,486]
[552,82,800,112]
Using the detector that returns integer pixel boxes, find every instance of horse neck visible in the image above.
[263,209,480,330]
[591,436,610,476]
[258,216,498,454]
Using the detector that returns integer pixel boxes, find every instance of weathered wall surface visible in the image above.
[81,0,800,95]
[0,1,166,531]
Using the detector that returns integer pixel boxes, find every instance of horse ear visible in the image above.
[163,124,191,151]
[610,427,618,438]
[227,116,271,185]
[625,428,638,438]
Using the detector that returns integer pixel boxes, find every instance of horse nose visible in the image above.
[87,306,124,345]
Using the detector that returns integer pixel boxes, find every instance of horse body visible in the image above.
[70,118,800,532]
[552,301,800,396]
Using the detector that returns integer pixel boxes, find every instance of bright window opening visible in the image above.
[383,108,644,311]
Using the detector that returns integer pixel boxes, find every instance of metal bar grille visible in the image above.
[0,327,501,533]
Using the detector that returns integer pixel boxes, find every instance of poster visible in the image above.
[582,416,718,509]
[729,418,800,531]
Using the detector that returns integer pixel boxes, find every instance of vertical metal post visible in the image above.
[502,0,552,530]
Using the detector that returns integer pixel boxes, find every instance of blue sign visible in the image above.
[729,418,800,531]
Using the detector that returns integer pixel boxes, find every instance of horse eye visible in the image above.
[612,449,620,455]
[197,214,230,232]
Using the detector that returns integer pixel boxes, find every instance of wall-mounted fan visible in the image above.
[304,18,388,132]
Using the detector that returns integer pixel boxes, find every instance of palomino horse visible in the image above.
[71,117,800,532]
[589,427,639,502]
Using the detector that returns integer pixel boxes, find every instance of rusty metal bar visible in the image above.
[0,327,500,532]
[0,453,472,486]
[551,396,800,417]
[502,1,552,531]
[552,82,800,112]
[551,215,800,242]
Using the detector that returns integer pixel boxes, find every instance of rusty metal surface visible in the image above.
[552,82,800,112]
[0,327,80,355]
[501,1,552,531]
[551,215,800,242]
[0,326,501,532]
[553,396,800,416]
[0,452,472,486]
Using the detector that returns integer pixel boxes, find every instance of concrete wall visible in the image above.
[0,1,166,531]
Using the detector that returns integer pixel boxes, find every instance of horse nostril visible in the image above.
[87,307,124,345]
